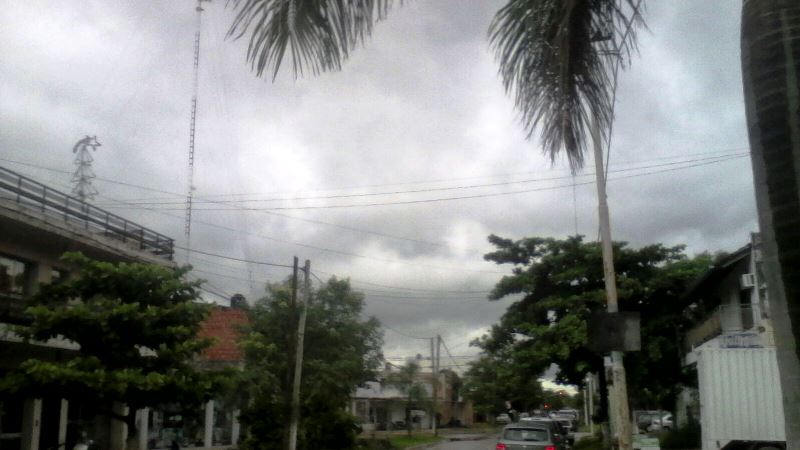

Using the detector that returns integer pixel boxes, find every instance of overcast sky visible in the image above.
[0,1,756,376]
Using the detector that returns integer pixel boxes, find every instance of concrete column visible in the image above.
[204,400,214,448]
[21,398,42,450]
[231,409,241,446]
[58,399,69,448]
[109,402,128,450]
[137,408,149,450]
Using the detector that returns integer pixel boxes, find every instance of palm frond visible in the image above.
[489,0,645,170]
[227,0,397,80]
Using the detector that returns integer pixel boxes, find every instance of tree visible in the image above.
[477,235,710,413]
[385,360,429,436]
[0,253,220,450]
[239,276,383,450]
[464,353,544,422]
[741,1,800,447]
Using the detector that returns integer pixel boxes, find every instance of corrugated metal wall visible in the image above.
[697,347,786,450]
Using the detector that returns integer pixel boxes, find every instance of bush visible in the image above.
[574,435,605,450]
[660,422,701,449]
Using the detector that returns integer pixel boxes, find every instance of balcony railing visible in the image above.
[0,166,173,260]
[684,303,761,351]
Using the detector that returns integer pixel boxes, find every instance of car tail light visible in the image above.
[545,446,556,450]
[496,444,506,450]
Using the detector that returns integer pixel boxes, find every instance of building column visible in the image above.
[204,400,214,448]
[58,399,69,448]
[231,409,241,446]
[137,408,149,450]
[21,398,42,450]
[109,402,128,450]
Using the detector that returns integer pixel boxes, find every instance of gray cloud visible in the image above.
[1,1,757,367]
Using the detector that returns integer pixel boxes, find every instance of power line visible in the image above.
[381,323,433,340]
[94,152,748,209]
[102,154,748,212]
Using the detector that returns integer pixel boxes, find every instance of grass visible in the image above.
[388,434,446,449]
[573,435,604,450]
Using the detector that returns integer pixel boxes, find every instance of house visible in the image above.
[350,366,473,431]
[143,302,249,450]
[678,233,786,449]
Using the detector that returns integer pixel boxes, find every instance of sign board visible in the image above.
[720,331,761,349]
[587,312,641,353]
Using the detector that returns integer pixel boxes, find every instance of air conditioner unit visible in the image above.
[740,273,756,290]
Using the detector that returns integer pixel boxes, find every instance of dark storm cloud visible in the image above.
[0,1,756,367]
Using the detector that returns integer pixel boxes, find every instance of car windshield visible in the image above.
[504,428,548,442]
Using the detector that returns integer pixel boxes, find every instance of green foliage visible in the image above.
[388,434,444,449]
[574,435,605,450]
[239,276,383,450]
[477,235,711,410]
[0,253,220,424]
[463,353,543,418]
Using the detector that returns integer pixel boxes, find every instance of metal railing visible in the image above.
[684,303,762,351]
[0,166,174,260]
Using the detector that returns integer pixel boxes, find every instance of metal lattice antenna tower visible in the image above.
[71,136,101,201]
[185,0,209,263]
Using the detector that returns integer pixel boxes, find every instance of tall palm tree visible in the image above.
[226,1,643,448]
[741,1,800,448]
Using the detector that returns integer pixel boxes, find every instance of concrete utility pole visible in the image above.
[431,335,441,436]
[591,117,633,450]
[288,259,311,450]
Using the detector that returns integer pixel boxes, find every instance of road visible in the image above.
[428,436,495,450]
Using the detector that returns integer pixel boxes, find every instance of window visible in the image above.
[0,255,29,298]
[503,428,548,442]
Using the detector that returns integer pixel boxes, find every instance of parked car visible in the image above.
[496,413,512,424]
[520,417,573,447]
[496,422,563,450]
[647,413,672,432]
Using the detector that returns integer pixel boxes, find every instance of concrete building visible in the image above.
[0,165,177,450]
[679,233,786,449]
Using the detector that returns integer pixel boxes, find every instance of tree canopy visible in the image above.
[239,276,383,450]
[0,253,221,432]
[475,235,711,410]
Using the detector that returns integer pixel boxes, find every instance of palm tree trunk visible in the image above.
[741,1,800,448]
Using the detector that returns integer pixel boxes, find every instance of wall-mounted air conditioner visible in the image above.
[740,273,756,290]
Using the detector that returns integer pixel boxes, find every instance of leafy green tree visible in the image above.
[0,253,220,448]
[239,276,383,450]
[464,352,543,422]
[385,360,429,436]
[478,235,710,414]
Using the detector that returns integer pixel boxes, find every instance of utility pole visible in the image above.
[591,117,633,450]
[588,374,595,435]
[288,259,311,450]
[431,335,441,436]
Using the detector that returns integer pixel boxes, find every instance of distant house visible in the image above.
[350,366,473,431]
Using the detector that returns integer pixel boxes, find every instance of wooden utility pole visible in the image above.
[591,117,633,450]
[288,259,311,450]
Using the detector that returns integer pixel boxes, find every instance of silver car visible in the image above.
[496,423,558,450]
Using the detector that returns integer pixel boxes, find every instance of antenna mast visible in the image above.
[71,135,101,202]
[185,0,207,262]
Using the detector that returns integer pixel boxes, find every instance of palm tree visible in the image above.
[226,1,643,449]
[741,1,800,448]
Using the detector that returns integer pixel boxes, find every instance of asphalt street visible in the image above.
[428,436,496,450]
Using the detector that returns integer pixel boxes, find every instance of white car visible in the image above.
[496,413,512,424]
[647,413,673,431]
